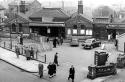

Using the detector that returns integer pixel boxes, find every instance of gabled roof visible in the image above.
[4,13,30,24]
[71,12,93,22]
[29,0,41,7]
[65,13,93,28]
[25,8,41,17]
[29,8,70,18]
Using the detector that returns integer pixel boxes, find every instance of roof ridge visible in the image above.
[59,8,70,17]
[79,14,92,22]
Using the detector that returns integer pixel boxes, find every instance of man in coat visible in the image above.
[52,62,56,76]
[60,37,63,45]
[20,33,23,45]
[30,47,34,59]
[25,47,30,60]
[38,63,44,78]
[47,62,53,78]
[68,65,75,82]
[54,52,59,66]
[53,37,57,48]
[15,46,20,58]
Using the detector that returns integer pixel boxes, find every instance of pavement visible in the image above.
[0,47,48,73]
[0,39,125,82]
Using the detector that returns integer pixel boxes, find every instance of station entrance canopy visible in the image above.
[107,23,125,29]
[29,22,65,27]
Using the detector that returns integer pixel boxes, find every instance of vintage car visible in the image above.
[82,38,101,49]
[70,38,79,46]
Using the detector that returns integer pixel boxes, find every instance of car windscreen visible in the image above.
[85,39,92,43]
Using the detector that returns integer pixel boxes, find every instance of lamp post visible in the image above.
[10,24,12,49]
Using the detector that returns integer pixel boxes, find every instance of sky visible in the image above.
[0,0,125,9]
[36,0,125,8]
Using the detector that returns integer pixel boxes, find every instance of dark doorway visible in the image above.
[19,23,22,32]
[12,23,16,32]
[107,29,116,39]
[39,27,47,36]
[50,27,59,37]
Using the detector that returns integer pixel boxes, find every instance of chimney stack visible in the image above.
[78,0,83,14]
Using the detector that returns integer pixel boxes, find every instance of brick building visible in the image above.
[65,0,93,40]
[29,8,69,38]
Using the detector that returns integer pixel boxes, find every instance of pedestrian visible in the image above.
[53,37,57,48]
[25,47,30,60]
[38,63,44,78]
[68,65,75,82]
[15,46,20,58]
[56,37,60,45]
[30,47,34,59]
[115,39,118,50]
[47,37,49,43]
[60,37,63,45]
[36,49,39,59]
[54,52,59,66]
[52,62,56,76]
[47,62,53,78]
[17,35,20,44]
[20,35,23,45]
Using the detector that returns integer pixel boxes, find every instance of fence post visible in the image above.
[36,49,38,59]
[22,47,23,55]
[45,54,46,63]
[4,42,5,48]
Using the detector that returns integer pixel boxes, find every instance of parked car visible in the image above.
[70,38,79,46]
[82,38,101,49]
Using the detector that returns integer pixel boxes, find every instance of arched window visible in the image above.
[12,23,16,32]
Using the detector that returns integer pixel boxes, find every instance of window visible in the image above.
[12,23,16,32]
[81,25,86,29]
[73,25,77,29]
[86,29,92,35]
[19,23,22,32]
[73,29,77,34]
[47,28,50,33]
[73,25,77,34]
[67,29,71,34]
[80,29,85,34]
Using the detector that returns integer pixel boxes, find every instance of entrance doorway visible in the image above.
[107,29,116,39]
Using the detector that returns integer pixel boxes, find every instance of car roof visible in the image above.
[86,38,95,41]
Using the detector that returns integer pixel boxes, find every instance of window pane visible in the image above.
[80,29,85,34]
[89,30,92,35]
[73,29,77,34]
[67,29,71,34]
[73,25,77,29]
[81,25,86,29]
[86,30,89,35]
[86,29,92,35]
